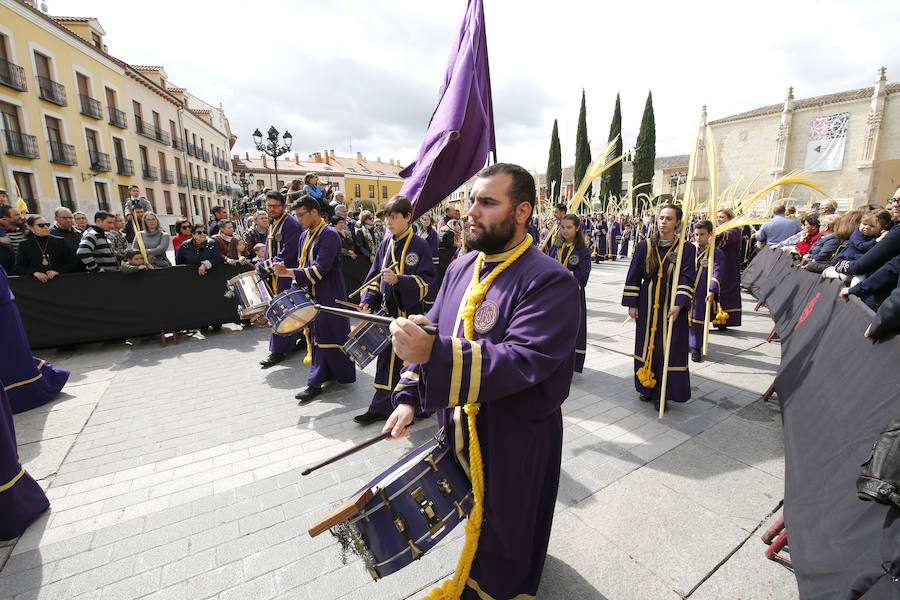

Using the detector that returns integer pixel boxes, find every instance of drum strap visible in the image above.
[423,234,532,600]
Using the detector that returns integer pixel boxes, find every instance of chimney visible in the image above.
[245,152,249,160]
[262,155,267,168]
[377,156,382,164]
[357,152,363,163]
[329,149,335,159]
[295,153,299,165]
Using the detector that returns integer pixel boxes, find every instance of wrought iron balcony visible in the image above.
[2,130,39,158]
[141,164,159,181]
[224,184,232,195]
[134,117,171,145]
[187,142,198,158]
[205,179,213,192]
[88,150,110,172]
[216,183,224,194]
[202,150,210,163]
[171,136,184,151]
[108,106,127,128]
[191,176,201,189]
[36,75,67,106]
[48,140,77,165]
[177,173,188,186]
[116,156,134,176]
[0,59,27,91]
[79,94,102,119]
[161,169,175,184]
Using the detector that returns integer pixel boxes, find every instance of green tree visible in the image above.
[632,91,656,215]
[546,119,562,203]
[599,93,623,209]
[573,90,592,200]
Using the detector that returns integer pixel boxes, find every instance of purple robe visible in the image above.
[0,267,68,413]
[361,228,435,416]
[593,223,607,262]
[550,243,592,373]
[622,239,697,403]
[393,238,580,599]
[714,227,743,327]
[606,221,621,260]
[257,211,302,353]
[418,227,440,309]
[619,228,631,257]
[688,244,723,350]
[291,223,356,387]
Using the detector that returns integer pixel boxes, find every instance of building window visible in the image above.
[382,185,388,199]
[354,184,360,198]
[91,32,101,49]
[94,181,109,211]
[368,185,375,198]
[256,179,264,189]
[13,172,37,213]
[163,190,172,214]
[178,193,188,216]
[56,177,75,209]
[145,188,156,212]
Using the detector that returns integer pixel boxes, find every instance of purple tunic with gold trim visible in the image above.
[715,227,743,327]
[0,266,68,413]
[550,243,592,373]
[418,227,440,309]
[622,239,696,403]
[606,221,621,260]
[361,228,435,416]
[291,223,356,387]
[688,244,723,350]
[258,211,303,353]
[393,237,579,599]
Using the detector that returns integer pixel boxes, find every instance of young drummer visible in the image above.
[688,220,723,363]
[622,204,696,408]
[550,214,592,372]
[354,196,436,424]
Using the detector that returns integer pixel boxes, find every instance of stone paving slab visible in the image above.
[1,259,797,599]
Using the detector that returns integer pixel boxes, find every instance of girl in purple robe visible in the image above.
[607,217,621,260]
[713,209,743,329]
[688,220,723,363]
[593,216,607,263]
[0,266,68,413]
[550,214,592,373]
[417,214,440,310]
[622,205,696,407]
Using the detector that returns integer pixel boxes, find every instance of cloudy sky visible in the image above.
[60,0,899,170]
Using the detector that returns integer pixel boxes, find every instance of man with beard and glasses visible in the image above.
[384,163,580,599]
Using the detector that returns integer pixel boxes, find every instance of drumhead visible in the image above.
[274,304,318,334]
[371,444,434,490]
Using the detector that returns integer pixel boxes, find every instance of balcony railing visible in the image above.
[224,184,232,195]
[48,140,77,165]
[108,106,127,129]
[161,169,175,184]
[202,150,210,163]
[177,173,188,186]
[36,75,67,106]
[186,142,198,158]
[79,94,102,119]
[116,156,134,176]
[171,136,184,151]
[205,179,213,192]
[0,59,27,91]
[190,176,201,189]
[88,150,110,172]
[141,164,159,181]
[134,116,171,145]
[216,183,224,194]
[2,130,39,159]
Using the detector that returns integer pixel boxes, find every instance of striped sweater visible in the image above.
[76,226,117,272]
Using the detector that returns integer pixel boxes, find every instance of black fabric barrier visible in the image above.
[743,248,900,599]
[10,262,368,350]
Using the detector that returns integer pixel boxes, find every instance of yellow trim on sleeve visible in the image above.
[4,373,43,391]
[448,337,464,408]
[465,340,482,405]
[399,370,420,381]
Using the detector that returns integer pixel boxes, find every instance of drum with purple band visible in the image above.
[226,271,273,320]
[341,309,391,369]
[341,436,473,580]
[264,288,318,335]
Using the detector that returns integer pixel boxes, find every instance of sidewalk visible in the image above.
[1,259,796,600]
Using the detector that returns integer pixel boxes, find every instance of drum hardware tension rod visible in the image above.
[315,305,439,335]
[348,261,400,298]
[302,424,412,476]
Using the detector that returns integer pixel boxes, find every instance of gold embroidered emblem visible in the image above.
[473,301,499,334]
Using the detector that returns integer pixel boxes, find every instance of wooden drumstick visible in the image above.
[348,261,399,298]
[335,299,363,311]
[301,424,411,476]
[315,304,439,335]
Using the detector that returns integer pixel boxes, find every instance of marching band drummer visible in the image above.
[550,213,592,373]
[353,196,435,425]
[385,164,580,600]
[257,191,304,369]
[273,197,356,402]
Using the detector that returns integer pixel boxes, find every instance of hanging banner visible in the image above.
[803,112,849,172]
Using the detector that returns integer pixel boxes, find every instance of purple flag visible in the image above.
[400,0,496,219]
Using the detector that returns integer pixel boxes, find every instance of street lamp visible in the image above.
[232,170,255,215]
[252,126,292,192]
[669,171,687,200]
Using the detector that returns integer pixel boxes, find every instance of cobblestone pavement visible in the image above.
[1,259,796,599]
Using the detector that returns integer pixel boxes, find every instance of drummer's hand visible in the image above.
[390,315,434,364]
[381,267,398,285]
[383,404,415,439]
[272,262,290,277]
[359,302,371,314]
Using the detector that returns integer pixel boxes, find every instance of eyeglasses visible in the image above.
[180,225,191,230]
[194,230,207,234]
[35,223,50,228]
[265,203,282,209]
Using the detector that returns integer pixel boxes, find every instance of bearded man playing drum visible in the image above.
[385,163,580,599]
[274,196,356,401]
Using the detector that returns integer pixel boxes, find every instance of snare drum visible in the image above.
[341,438,473,580]
[264,289,319,335]
[341,309,391,369]
[226,271,273,319]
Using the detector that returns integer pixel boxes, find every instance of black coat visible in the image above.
[14,235,80,275]
[869,274,900,341]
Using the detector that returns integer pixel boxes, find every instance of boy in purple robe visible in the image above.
[354,196,435,424]
[417,214,440,310]
[550,214,592,373]
[257,191,303,368]
[273,197,356,402]
[607,216,622,260]
[713,209,744,329]
[386,163,580,600]
[688,220,723,363]
[622,205,696,408]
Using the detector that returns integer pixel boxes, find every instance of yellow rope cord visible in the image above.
[423,234,532,600]
[300,219,326,366]
[636,243,675,388]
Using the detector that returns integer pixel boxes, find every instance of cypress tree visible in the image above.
[573,90,592,201]
[546,119,562,203]
[632,91,656,214]
[599,93,623,208]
